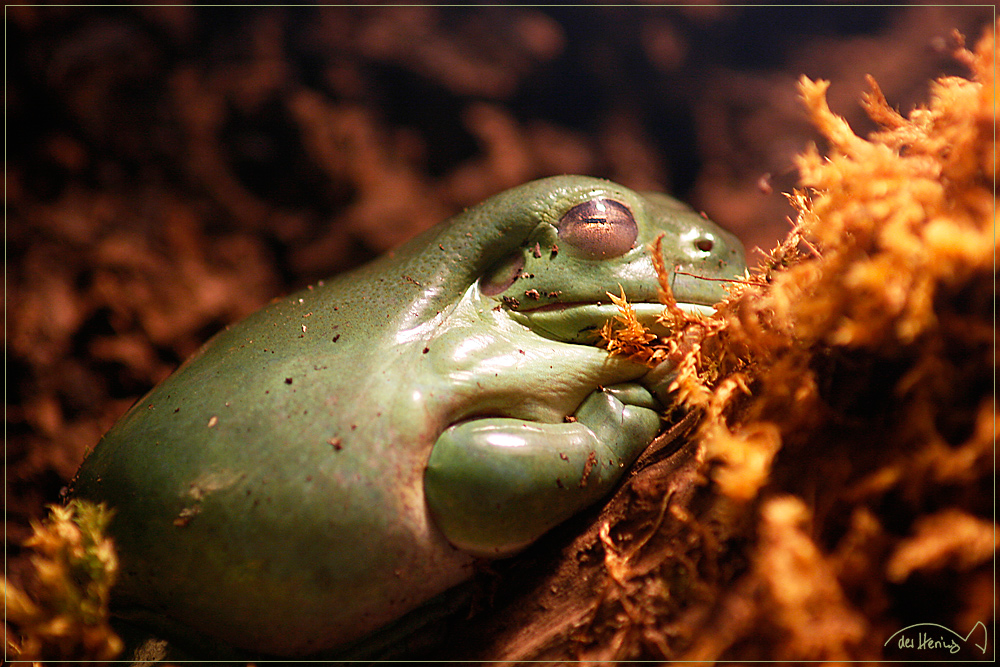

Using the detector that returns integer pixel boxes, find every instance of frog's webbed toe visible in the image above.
[424,384,661,558]
[638,358,681,405]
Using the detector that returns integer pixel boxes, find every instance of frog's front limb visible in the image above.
[424,383,661,558]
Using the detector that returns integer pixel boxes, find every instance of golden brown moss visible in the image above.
[3,501,122,663]
[599,21,996,663]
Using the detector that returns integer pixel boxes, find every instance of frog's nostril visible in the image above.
[695,238,714,252]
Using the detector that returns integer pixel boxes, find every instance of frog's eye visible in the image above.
[557,199,637,259]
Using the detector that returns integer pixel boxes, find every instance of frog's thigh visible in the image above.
[424,388,661,558]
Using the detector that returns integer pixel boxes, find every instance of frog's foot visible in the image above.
[424,383,661,558]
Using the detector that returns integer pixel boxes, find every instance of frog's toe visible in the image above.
[572,386,662,460]
[638,359,681,404]
[601,381,662,410]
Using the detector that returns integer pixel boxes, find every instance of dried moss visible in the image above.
[597,22,995,663]
[3,500,122,663]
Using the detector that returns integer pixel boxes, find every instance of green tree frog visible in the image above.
[69,176,746,657]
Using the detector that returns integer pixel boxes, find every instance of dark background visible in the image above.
[5,3,992,587]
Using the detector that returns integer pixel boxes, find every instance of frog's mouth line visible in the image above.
[508,301,715,344]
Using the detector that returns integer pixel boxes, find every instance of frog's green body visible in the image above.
[70,176,745,657]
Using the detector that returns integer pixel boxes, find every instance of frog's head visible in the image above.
[478,179,746,343]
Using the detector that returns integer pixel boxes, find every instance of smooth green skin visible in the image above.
[69,176,746,657]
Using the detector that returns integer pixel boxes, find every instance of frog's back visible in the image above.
[70,264,476,655]
[69,181,562,655]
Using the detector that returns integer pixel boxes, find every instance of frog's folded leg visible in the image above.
[424,382,661,558]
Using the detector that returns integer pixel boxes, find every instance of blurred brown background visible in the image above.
[5,4,992,581]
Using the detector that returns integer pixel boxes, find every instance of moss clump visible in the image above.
[4,500,123,663]
[594,22,995,663]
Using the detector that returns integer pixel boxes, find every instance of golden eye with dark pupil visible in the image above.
[556,199,637,259]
